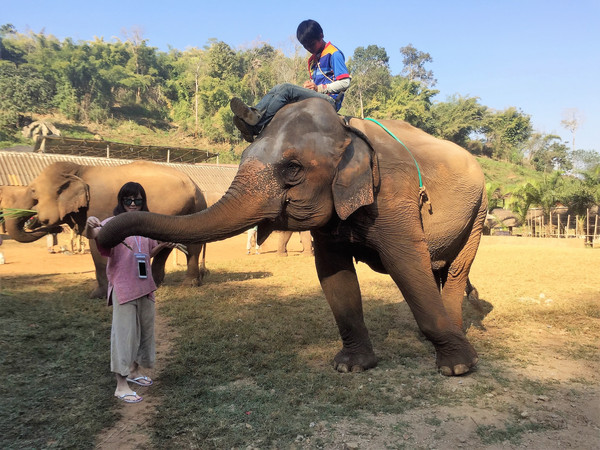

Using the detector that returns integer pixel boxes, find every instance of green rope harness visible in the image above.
[364,117,429,207]
[364,117,422,188]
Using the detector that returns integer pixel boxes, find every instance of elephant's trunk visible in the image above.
[3,217,55,242]
[97,162,283,248]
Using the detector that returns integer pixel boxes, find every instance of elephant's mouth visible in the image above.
[23,218,65,235]
[23,211,82,235]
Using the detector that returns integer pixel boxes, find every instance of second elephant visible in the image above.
[3,160,208,298]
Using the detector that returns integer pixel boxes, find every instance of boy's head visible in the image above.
[297,19,325,54]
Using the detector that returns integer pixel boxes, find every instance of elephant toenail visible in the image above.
[439,366,453,376]
[337,364,349,373]
[351,365,364,373]
[453,364,470,375]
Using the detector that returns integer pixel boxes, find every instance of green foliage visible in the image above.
[381,77,438,131]
[346,45,392,118]
[399,43,436,87]
[482,107,532,161]
[571,149,600,174]
[486,182,507,210]
[0,25,596,172]
[204,39,242,80]
[0,61,54,138]
[560,177,599,216]
[525,133,571,172]
[431,95,487,147]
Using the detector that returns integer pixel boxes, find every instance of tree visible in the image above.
[482,107,532,161]
[525,133,572,172]
[561,177,598,217]
[0,62,54,138]
[486,182,508,210]
[204,39,242,80]
[508,172,565,225]
[430,95,487,147]
[561,108,583,152]
[382,76,438,131]
[399,44,436,87]
[238,43,277,101]
[346,45,391,118]
[571,149,600,174]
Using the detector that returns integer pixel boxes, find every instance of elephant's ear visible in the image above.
[332,132,379,220]
[58,174,90,220]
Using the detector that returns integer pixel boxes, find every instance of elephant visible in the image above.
[1,185,60,234]
[3,160,208,298]
[98,97,488,376]
[277,230,313,256]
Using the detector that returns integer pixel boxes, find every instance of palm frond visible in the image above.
[0,208,37,224]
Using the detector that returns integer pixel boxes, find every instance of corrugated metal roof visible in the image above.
[0,151,238,197]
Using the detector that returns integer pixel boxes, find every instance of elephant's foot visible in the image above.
[333,348,378,373]
[199,267,210,281]
[433,333,479,376]
[277,251,288,257]
[181,277,202,287]
[89,285,106,299]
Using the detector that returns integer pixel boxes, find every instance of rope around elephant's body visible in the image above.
[364,117,429,208]
[364,117,423,188]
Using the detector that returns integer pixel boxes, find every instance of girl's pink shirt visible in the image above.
[96,216,158,306]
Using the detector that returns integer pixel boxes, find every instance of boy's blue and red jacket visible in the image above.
[307,42,350,110]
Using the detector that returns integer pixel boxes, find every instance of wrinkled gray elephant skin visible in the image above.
[98,98,487,376]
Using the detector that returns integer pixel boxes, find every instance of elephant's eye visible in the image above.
[281,160,304,186]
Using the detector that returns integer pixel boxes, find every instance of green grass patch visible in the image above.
[476,420,547,445]
[0,277,116,449]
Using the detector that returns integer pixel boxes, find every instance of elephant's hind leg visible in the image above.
[314,237,378,373]
[442,209,486,331]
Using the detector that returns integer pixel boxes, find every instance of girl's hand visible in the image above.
[84,216,102,239]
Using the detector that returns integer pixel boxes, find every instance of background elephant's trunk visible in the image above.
[4,217,54,242]
[97,163,283,248]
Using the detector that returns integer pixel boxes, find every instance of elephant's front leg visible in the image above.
[314,238,378,372]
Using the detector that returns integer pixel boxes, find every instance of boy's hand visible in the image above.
[303,80,317,91]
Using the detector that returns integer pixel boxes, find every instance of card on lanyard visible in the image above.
[133,236,147,279]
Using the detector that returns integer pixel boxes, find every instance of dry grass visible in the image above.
[1,235,598,449]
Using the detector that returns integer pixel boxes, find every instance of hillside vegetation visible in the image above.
[1,25,598,215]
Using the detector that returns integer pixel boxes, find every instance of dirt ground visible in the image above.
[0,232,298,449]
[0,234,598,449]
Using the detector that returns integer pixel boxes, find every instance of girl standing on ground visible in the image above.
[85,182,176,403]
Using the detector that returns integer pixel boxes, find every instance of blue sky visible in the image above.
[4,0,598,152]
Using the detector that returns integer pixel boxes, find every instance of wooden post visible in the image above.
[587,208,591,244]
[106,143,110,159]
[541,215,544,237]
[167,149,171,163]
[557,213,561,238]
[594,214,598,244]
[550,211,553,237]
[567,215,571,237]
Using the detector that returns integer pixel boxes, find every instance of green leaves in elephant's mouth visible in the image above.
[0,208,38,225]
